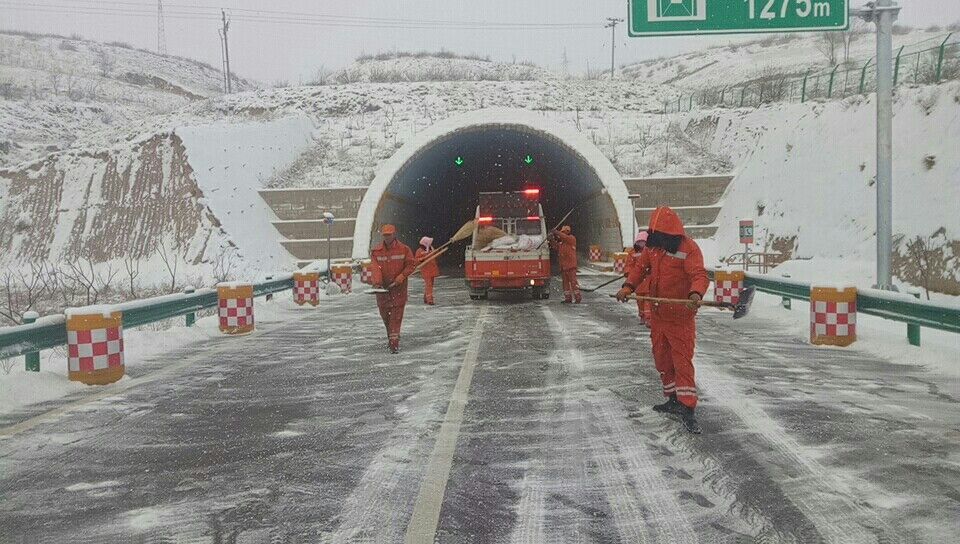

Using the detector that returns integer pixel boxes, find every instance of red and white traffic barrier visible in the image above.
[293,271,320,306]
[810,285,857,347]
[218,282,254,335]
[331,265,353,294]
[360,260,373,285]
[66,306,125,385]
[589,245,603,262]
[713,269,745,305]
[612,252,628,274]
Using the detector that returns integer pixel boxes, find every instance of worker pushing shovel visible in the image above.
[615,206,711,434]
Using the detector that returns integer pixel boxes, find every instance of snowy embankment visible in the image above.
[701,81,960,292]
[176,114,317,274]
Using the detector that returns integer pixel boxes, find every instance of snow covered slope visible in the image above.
[701,82,960,292]
[0,30,255,168]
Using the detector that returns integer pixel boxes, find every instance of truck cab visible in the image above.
[464,190,552,300]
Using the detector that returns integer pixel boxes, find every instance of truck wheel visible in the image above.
[541,291,550,300]
[470,294,481,301]
[531,287,543,300]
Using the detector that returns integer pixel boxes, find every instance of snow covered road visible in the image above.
[0,279,957,543]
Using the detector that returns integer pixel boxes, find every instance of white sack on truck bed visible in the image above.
[482,234,545,251]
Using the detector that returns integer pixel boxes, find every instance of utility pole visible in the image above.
[852,1,900,290]
[156,0,167,55]
[605,17,623,78]
[221,10,232,94]
[218,29,227,93]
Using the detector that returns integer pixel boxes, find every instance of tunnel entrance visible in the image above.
[354,112,632,272]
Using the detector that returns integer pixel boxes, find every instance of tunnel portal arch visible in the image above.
[352,109,633,260]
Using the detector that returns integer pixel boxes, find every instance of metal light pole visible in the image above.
[323,211,335,280]
[853,1,900,290]
[628,195,641,242]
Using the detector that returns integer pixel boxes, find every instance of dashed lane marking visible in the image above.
[404,306,489,543]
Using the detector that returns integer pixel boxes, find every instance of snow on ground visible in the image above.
[747,290,960,383]
[0,294,316,417]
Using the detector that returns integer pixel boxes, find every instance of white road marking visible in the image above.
[404,306,488,543]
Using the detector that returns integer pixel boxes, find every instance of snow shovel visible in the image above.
[610,286,756,319]
[581,274,626,293]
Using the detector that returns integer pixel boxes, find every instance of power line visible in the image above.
[0,1,601,29]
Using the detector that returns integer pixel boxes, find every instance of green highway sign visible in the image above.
[628,0,848,37]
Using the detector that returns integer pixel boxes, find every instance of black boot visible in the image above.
[652,394,682,415]
[678,404,702,434]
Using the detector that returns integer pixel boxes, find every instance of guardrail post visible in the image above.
[720,87,726,107]
[935,33,952,82]
[22,311,40,371]
[740,86,747,107]
[265,275,274,301]
[859,57,873,94]
[688,93,694,111]
[184,286,196,326]
[907,289,922,346]
[827,65,839,98]
[801,73,809,103]
[677,93,682,112]
[893,45,904,85]
[914,51,921,84]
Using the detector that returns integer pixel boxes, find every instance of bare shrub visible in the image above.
[212,248,237,284]
[156,241,180,293]
[906,234,945,299]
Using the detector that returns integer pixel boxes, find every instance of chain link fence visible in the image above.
[666,33,959,113]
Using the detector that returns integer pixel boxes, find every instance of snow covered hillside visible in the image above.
[0,30,254,168]
[623,27,955,91]
[1,31,958,299]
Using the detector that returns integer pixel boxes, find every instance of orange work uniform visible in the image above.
[415,247,440,305]
[553,231,581,303]
[624,208,709,409]
[625,247,652,325]
[370,240,417,350]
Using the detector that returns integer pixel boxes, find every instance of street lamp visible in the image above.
[323,211,335,280]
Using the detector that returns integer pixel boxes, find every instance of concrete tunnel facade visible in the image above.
[353,110,634,268]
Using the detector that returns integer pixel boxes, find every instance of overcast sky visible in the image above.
[2,0,958,84]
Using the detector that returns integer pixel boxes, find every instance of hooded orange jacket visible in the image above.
[624,207,709,322]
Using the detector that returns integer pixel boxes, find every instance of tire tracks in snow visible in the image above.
[325,306,485,543]
[696,320,909,544]
[542,305,698,544]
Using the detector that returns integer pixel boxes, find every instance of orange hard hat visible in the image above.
[380,224,397,235]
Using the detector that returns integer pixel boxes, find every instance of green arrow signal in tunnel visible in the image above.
[524,155,533,165]
[454,156,464,166]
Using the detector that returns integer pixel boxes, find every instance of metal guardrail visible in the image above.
[0,275,295,361]
[709,270,960,344]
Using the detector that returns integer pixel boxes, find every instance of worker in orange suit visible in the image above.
[550,225,581,303]
[616,207,709,434]
[624,231,652,326]
[369,224,417,353]
[415,236,440,305]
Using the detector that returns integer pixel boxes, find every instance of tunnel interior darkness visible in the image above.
[371,126,623,272]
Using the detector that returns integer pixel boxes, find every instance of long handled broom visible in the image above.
[366,220,474,293]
